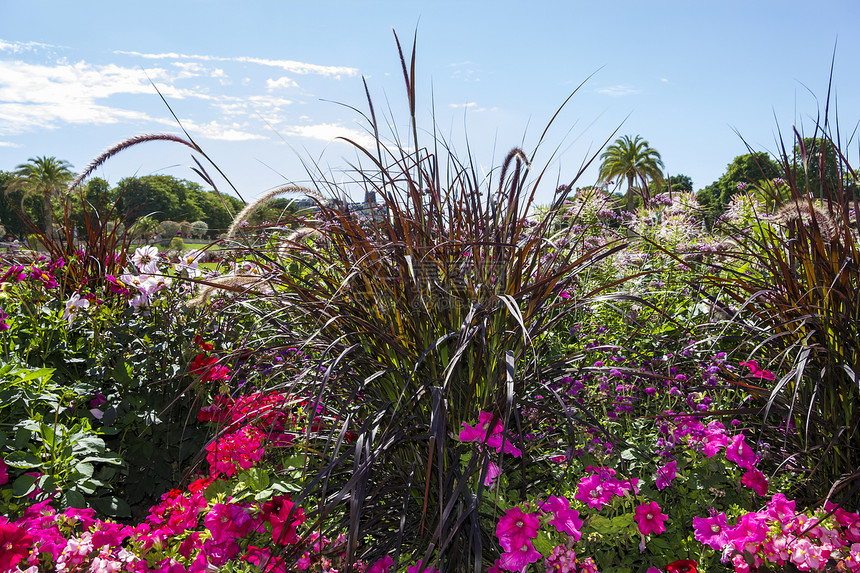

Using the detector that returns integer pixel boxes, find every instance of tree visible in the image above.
[10,156,74,237]
[191,220,208,238]
[656,174,693,196]
[699,152,782,216]
[598,135,665,212]
[157,220,181,239]
[131,216,160,241]
[792,137,844,198]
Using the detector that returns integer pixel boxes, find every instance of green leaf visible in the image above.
[75,462,94,477]
[590,515,613,534]
[39,423,55,448]
[5,451,41,469]
[16,368,55,384]
[90,496,131,518]
[532,530,554,556]
[12,474,37,497]
[13,427,31,450]
[63,490,87,508]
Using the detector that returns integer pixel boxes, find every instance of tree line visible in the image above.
[0,159,264,241]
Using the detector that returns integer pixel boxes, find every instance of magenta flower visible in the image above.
[499,540,542,572]
[203,502,257,545]
[0,522,33,572]
[484,461,502,488]
[693,511,730,550]
[741,468,769,496]
[728,513,769,554]
[367,555,395,573]
[726,434,758,470]
[496,506,540,552]
[541,496,583,540]
[768,493,796,520]
[0,459,7,486]
[655,460,677,490]
[574,474,613,509]
[634,501,668,536]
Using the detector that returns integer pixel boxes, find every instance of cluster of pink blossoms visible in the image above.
[697,495,860,572]
[573,466,639,510]
[490,495,586,572]
[458,412,523,488]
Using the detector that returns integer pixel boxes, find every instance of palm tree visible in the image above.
[598,135,665,212]
[11,156,74,237]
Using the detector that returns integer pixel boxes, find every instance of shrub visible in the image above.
[169,236,184,251]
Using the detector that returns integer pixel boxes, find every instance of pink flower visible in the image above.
[728,513,769,553]
[740,360,775,381]
[0,459,7,486]
[702,422,729,458]
[541,496,583,540]
[262,496,305,546]
[204,502,258,545]
[634,502,668,536]
[499,540,542,572]
[693,511,730,550]
[741,468,769,496]
[655,460,677,490]
[367,555,395,573]
[574,474,613,509]
[0,522,33,572]
[484,461,502,488]
[790,537,827,570]
[766,493,796,523]
[496,506,540,552]
[726,434,758,470]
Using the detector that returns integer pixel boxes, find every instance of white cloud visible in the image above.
[281,123,375,148]
[449,102,477,108]
[596,85,641,97]
[266,76,299,91]
[660,77,669,83]
[0,39,56,53]
[0,59,237,135]
[0,141,22,148]
[115,50,358,78]
[176,119,269,141]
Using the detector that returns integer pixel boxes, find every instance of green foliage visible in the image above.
[0,365,125,515]
[169,236,185,251]
[656,174,693,195]
[701,152,782,213]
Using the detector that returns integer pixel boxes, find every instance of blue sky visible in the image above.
[2,1,859,205]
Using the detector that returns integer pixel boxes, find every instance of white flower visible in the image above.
[175,249,203,277]
[131,246,159,272]
[63,293,89,324]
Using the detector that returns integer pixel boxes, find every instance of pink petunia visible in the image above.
[495,506,540,552]
[367,555,395,573]
[693,511,730,550]
[499,540,543,572]
[574,474,613,509]
[655,460,677,490]
[741,468,769,496]
[634,501,668,536]
[726,434,758,470]
[541,496,583,540]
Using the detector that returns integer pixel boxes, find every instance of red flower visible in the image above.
[666,560,698,573]
[0,522,34,571]
[190,354,218,374]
